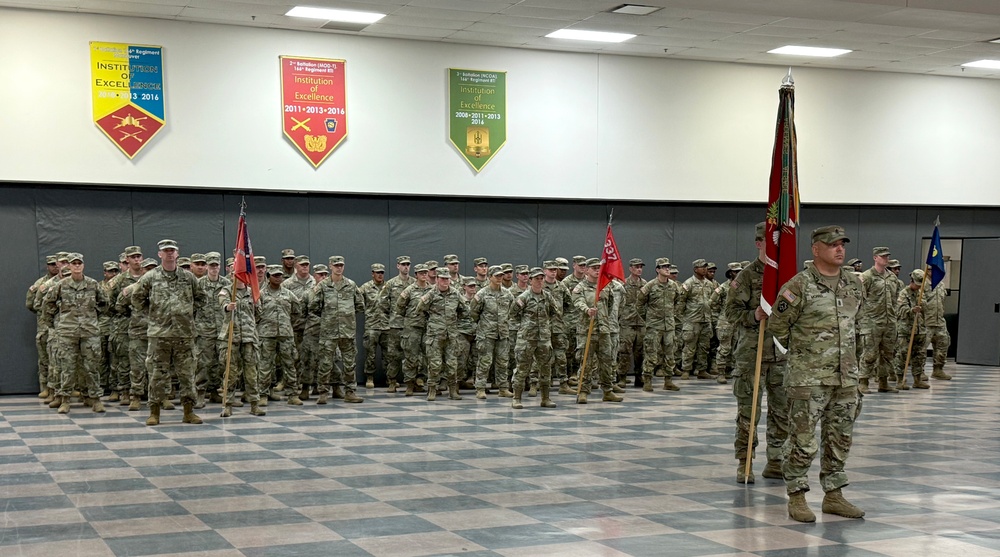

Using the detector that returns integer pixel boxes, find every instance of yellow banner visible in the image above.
[90,41,165,159]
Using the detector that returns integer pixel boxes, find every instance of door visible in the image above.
[957,238,1000,365]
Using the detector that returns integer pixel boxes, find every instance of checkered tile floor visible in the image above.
[1,363,998,556]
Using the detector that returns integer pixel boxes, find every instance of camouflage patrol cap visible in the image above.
[118,252,127,263]
[141,258,157,268]
[741,260,751,268]
[586,257,601,267]
[515,265,529,274]
[437,268,452,279]
[328,255,345,266]
[413,263,429,273]
[474,257,488,266]
[45,255,57,265]
[254,256,267,267]
[190,253,207,263]
[554,257,570,270]
[60,267,71,276]
[177,257,191,266]
[529,267,544,278]
[629,258,644,266]
[910,269,924,283]
[692,258,708,268]
[811,225,850,244]
[847,258,862,266]
[572,255,587,265]
[206,252,221,265]
[707,262,717,270]
[226,257,235,267]
[313,264,329,274]
[157,239,178,251]
[872,246,891,257]
[888,259,901,268]
[371,263,385,272]
[266,265,284,276]
[103,261,118,271]
[295,255,310,265]
[396,255,411,264]
[124,246,142,257]
[281,248,295,259]
[543,260,559,270]
[755,222,765,241]
[501,263,513,273]
[489,265,504,276]
[654,257,670,268]
[727,262,743,272]
[463,277,478,286]
[668,265,679,273]
[68,253,84,263]
[425,260,439,270]
[443,254,459,264]
[57,253,70,263]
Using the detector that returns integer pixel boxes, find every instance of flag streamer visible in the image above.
[232,198,260,303]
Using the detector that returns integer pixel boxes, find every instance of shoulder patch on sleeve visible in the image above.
[729,279,739,290]
[776,300,789,313]
[781,289,797,303]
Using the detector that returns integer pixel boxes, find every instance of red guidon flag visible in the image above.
[233,200,261,303]
[596,223,625,301]
[761,76,800,316]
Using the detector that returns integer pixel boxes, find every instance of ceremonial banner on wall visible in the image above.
[90,42,165,159]
[449,68,506,173]
[280,56,347,168]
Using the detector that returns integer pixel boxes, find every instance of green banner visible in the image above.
[449,68,506,173]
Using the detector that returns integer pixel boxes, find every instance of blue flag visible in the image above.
[926,220,945,289]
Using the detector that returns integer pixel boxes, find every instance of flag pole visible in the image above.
[902,263,930,378]
[744,319,766,483]
[576,210,614,398]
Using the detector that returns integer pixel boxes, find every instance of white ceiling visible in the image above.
[8,0,1000,78]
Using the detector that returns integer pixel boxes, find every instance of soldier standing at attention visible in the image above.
[114,249,151,411]
[26,254,59,399]
[472,258,489,288]
[416,268,469,401]
[500,263,514,289]
[310,256,365,404]
[562,256,587,385]
[923,278,953,381]
[219,276,264,417]
[709,262,741,384]
[471,266,515,399]
[637,258,680,392]
[457,277,479,390]
[280,248,296,277]
[42,253,109,414]
[131,239,207,426]
[283,255,315,397]
[509,267,559,409]
[768,226,865,523]
[195,252,229,407]
[258,266,300,405]
[677,259,715,380]
[395,264,432,396]
[359,263,389,389]
[543,260,574,395]
[724,223,788,484]
[297,264,328,399]
[189,254,208,279]
[572,258,624,404]
[859,247,900,394]
[896,270,931,390]
[618,258,646,388]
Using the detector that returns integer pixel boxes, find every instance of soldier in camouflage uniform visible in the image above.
[710,262,741,385]
[677,259,715,379]
[99,261,119,396]
[34,253,70,402]
[923,280,952,381]
[858,246,900,394]
[280,248,297,278]
[105,253,133,406]
[359,263,389,389]
[42,253,109,414]
[394,263,431,396]
[500,263,514,289]
[113,249,153,411]
[542,261,573,395]
[131,239,207,426]
[297,264,328,399]
[510,268,560,409]
[379,256,414,392]
[283,255,315,398]
[194,252,230,407]
[562,256,587,387]
[618,258,646,388]
[895,270,931,390]
[572,258,624,404]
[415,268,470,401]
[724,224,788,483]
[506,265,529,382]
[26,254,59,398]
[457,277,479,389]
[310,256,365,404]
[258,266,301,405]
[471,266,514,399]
[472,257,489,288]
[219,278,264,416]
[767,225,865,523]
[637,257,680,392]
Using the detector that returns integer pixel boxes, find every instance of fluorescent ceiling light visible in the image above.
[768,45,851,57]
[286,6,385,24]
[546,29,636,43]
[610,4,662,16]
[962,59,1000,69]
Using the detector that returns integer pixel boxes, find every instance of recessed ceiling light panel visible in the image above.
[962,59,1000,69]
[546,29,636,43]
[610,4,663,16]
[286,6,385,24]
[767,45,852,57]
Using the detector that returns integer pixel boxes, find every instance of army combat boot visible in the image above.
[182,402,203,424]
[663,377,680,391]
[448,385,462,400]
[92,399,106,413]
[426,385,437,401]
[249,401,266,416]
[858,378,870,394]
[788,491,816,522]
[877,377,898,393]
[896,375,910,390]
[558,382,574,395]
[145,404,160,426]
[344,389,364,403]
[287,394,303,405]
[298,386,310,401]
[913,375,931,389]
[736,459,754,484]
[405,380,415,397]
[57,396,71,414]
[128,395,141,411]
[49,396,63,409]
[822,488,865,518]
[511,387,523,409]
[602,389,623,403]
[540,385,556,408]
[931,366,952,380]
[761,459,783,479]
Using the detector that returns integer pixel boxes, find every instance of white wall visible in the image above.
[1,8,999,205]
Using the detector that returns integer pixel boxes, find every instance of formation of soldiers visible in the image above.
[24,234,952,426]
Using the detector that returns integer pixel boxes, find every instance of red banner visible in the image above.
[761,81,800,315]
[596,224,625,301]
[233,203,260,303]
[280,56,347,168]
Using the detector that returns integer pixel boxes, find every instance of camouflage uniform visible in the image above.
[195,273,231,399]
[283,267,315,386]
[34,272,66,393]
[509,286,559,390]
[922,284,950,374]
[471,281,514,391]
[298,282,322,391]
[545,277,574,386]
[26,267,58,392]
[218,284,261,404]
[309,272,365,396]
[676,267,715,376]
[506,277,526,374]
[132,264,206,408]
[415,281,470,394]
[562,268,585,379]
[379,266,414,387]
[258,278,300,398]
[42,272,109,402]
[618,273,647,384]
[359,274,389,385]
[709,278,734,376]
[572,278,616,394]
[768,260,863,496]
[105,272,133,399]
[859,263,900,384]
[638,271,679,387]
[395,279,432,386]
[895,279,928,381]
[114,272,150,400]
[724,258,788,470]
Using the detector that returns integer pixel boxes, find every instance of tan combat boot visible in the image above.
[57,396,71,414]
[182,402,203,424]
[220,404,232,418]
[788,491,816,522]
[511,386,523,409]
[877,377,898,393]
[822,488,865,518]
[426,386,437,401]
[38,388,50,399]
[896,375,910,391]
[602,389,623,403]
[931,367,952,380]
[128,395,141,411]
[249,401,266,416]
[576,391,588,404]
[145,404,160,426]
[761,460,783,479]
[299,386,310,401]
[737,459,754,484]
[528,384,537,397]
[663,377,680,391]
[387,381,397,394]
[194,390,206,409]
[475,388,486,400]
[642,379,654,392]
[404,381,415,397]
[49,396,63,409]
[92,399,106,413]
[448,385,462,401]
[858,378,870,394]
[498,387,513,398]
[365,375,375,389]
[287,395,303,405]
[344,389,365,403]
[913,376,931,389]
[540,385,556,408]
[558,383,574,395]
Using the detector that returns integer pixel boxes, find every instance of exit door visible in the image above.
[957,238,1000,365]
